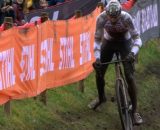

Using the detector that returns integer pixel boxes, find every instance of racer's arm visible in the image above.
[126,14,142,55]
[94,13,105,59]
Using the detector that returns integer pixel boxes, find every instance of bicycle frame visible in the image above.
[100,53,128,93]
[114,54,129,108]
[101,54,128,95]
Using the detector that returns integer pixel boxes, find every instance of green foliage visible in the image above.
[0,39,160,130]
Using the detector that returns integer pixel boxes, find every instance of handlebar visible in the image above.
[100,59,127,65]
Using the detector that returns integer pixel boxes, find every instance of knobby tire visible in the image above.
[116,79,133,130]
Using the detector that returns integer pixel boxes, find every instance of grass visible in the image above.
[0,39,160,130]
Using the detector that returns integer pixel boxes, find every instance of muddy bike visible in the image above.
[101,52,133,130]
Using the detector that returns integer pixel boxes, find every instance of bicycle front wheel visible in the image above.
[116,79,133,130]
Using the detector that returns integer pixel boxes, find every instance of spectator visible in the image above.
[31,0,48,9]
[12,0,25,26]
[0,0,5,25]
[39,0,48,9]
[0,0,15,25]
[23,0,33,13]
[32,0,41,9]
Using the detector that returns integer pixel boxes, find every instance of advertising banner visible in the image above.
[129,0,159,43]
[0,9,100,105]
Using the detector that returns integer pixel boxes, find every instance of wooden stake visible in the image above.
[39,12,49,105]
[3,17,13,116]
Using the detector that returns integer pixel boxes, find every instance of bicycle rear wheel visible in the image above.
[116,79,133,130]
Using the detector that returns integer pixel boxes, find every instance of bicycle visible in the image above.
[101,52,133,130]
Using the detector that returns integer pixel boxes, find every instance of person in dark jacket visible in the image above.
[0,0,15,25]
[12,0,25,26]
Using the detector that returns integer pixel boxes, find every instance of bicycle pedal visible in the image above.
[110,96,115,102]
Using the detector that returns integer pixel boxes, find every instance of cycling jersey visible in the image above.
[94,11,142,59]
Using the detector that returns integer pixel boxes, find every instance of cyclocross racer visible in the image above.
[88,0,143,125]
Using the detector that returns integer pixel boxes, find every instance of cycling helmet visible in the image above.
[105,0,122,18]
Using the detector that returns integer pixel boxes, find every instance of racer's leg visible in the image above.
[88,39,114,109]
[119,39,143,125]
[119,39,137,113]
[123,62,143,125]
[123,61,137,113]
[97,39,115,103]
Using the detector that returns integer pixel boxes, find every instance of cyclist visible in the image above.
[88,0,143,125]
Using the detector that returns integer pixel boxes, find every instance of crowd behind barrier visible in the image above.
[24,0,99,22]
[0,0,136,31]
[0,0,71,26]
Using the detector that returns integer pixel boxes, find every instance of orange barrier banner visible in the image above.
[0,8,100,105]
